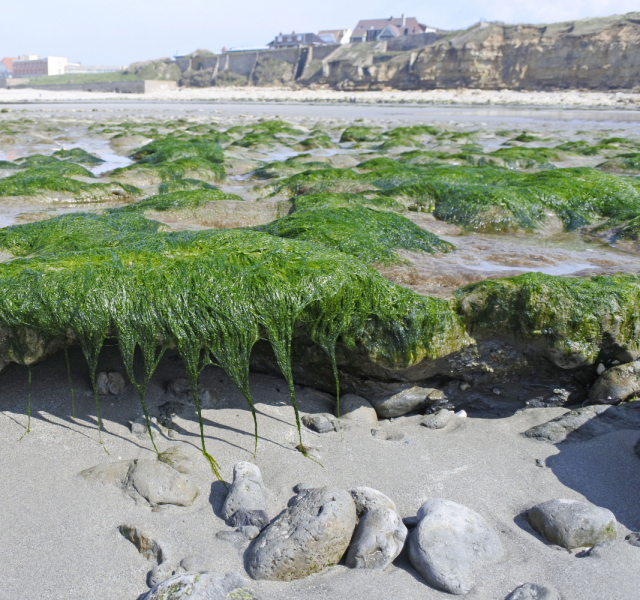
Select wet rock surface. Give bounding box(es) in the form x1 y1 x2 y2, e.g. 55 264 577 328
526 499 617 549
408 498 503 595
246 487 357 581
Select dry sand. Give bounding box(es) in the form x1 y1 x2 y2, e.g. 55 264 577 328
1 86 640 108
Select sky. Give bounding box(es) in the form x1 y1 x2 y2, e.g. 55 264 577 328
0 0 637 67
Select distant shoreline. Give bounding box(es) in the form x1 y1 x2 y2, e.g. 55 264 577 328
1 87 640 110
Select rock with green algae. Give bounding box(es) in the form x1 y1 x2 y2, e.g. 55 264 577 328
114 189 244 214
457 272 640 368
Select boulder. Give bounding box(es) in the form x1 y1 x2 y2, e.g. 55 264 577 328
348 486 396 517
127 459 199 507
408 498 503 595
141 572 259 600
346 507 407 570
221 462 268 525
421 409 454 430
96 371 126 395
505 583 559 600
589 361 640 402
302 413 337 433
337 394 378 425
246 487 357 581
526 499 617 549
370 386 440 418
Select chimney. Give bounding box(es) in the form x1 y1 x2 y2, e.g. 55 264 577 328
402 14 406 28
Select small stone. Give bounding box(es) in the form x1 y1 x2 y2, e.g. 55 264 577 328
597 363 606 375
526 499 617 549
246 487 357 581
301 413 337 433
535 459 545 468
337 394 378 425
130 416 164 440
369 386 436 418
408 498 503 595
492 387 502 395
167 377 214 408
348 486 396 517
148 562 174 587
118 524 171 563
506 583 559 600
293 482 314 494
239 525 260 540
141 572 259 600
215 530 248 547
96 371 126 395
228 508 270 531
127 459 200 507
625 532 640 547
346 507 407 570
179 555 214 573
460 382 470 391
421 409 453 430
455 410 467 418
222 462 268 523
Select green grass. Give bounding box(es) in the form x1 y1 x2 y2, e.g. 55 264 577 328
21 71 134 86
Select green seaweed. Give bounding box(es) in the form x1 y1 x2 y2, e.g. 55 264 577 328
131 137 225 165
598 152 640 173
52 148 105 165
157 178 218 194
113 157 226 183
340 126 382 143
0 213 468 474
292 192 402 212
487 147 558 169
457 272 640 367
295 134 337 150
116 189 244 213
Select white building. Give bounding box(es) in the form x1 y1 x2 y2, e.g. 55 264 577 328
13 56 68 78
318 29 352 45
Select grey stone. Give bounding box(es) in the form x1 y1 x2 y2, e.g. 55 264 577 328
337 394 378 425
228 508 270 530
625 532 640 547
127 459 200 507
505 583 559 600
96 371 126 395
526 499 617 549
141 572 259 600
79 459 134 486
589 361 640 402
408 498 503 595
370 386 440 418
239 526 260 540
293 482 314 494
221 462 268 523
118 524 171 563
246 487 357 581
158 445 194 474
167 377 214 408
302 413 337 433
348 486 396 517
525 403 640 443
421 409 454 430
215 530 248 547
346 507 407 570
130 416 165 440
179 555 215 574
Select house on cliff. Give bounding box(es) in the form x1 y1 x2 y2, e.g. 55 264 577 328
268 32 326 49
350 15 433 42
318 29 352 44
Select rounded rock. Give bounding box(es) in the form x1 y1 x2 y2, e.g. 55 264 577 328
409 498 503 595
337 394 378 425
348 486 396 517
129 460 199 507
141 572 259 600
246 487 357 581
221 462 268 523
346 507 407 570
369 386 436 418
526 499 617 550
421 409 453 430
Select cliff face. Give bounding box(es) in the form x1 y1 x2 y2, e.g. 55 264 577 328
316 12 640 90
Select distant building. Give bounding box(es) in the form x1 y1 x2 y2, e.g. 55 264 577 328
65 63 124 74
267 32 326 49
350 15 432 42
1 57 14 77
13 56 68 78
318 29 352 45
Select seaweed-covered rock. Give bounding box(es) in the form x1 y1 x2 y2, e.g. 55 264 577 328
246 487 356 581
458 273 640 369
526 499 617 549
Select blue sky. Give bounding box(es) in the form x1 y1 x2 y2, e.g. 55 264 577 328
0 0 637 66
